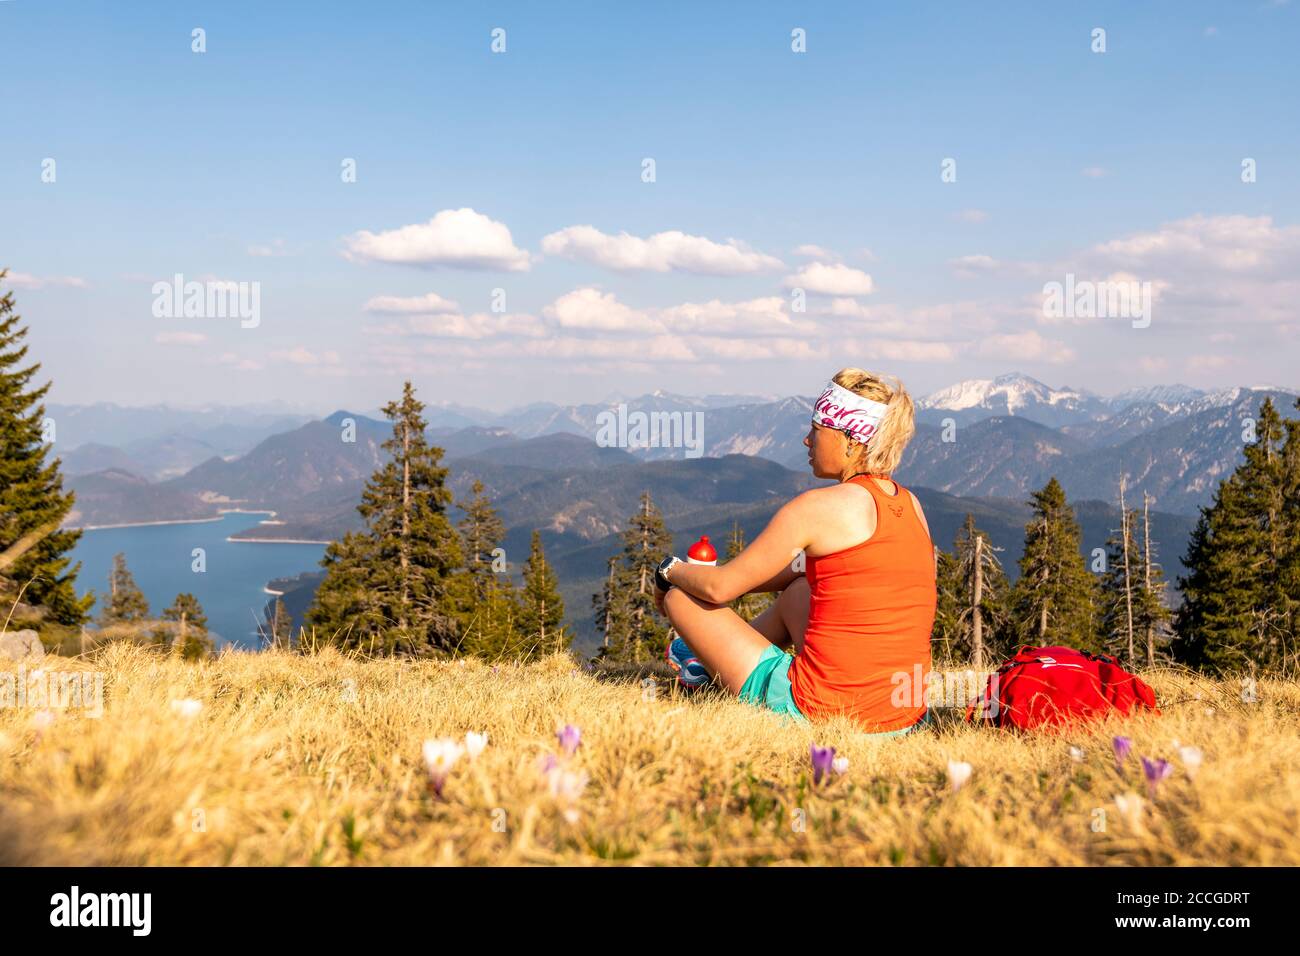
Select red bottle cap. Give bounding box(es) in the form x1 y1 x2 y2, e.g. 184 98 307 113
686 535 717 565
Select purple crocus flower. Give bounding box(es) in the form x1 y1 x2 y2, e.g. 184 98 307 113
1141 756 1174 797
537 753 559 775
810 744 837 785
1112 735 1132 771
558 724 581 756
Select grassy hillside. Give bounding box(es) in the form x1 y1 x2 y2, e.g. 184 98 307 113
2 645 1296 865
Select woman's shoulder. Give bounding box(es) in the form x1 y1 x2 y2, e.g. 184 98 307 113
790 480 877 515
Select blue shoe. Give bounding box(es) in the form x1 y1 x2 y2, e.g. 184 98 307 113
666 633 711 689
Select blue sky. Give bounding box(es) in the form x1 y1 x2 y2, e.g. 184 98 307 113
3 1 1297 411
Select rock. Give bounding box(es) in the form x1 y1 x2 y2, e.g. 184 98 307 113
0 629 46 662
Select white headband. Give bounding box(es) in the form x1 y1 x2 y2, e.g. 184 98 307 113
812 382 889 445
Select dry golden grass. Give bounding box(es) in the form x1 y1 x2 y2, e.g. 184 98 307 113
1 643 1297 866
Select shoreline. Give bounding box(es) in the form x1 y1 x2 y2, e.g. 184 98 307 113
231 537 331 545
74 508 279 533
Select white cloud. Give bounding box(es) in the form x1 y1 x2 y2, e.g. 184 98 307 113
343 208 531 272
218 352 263 372
154 331 208 346
783 262 875 296
658 296 814 336
1089 214 1300 274
1187 354 1235 371
248 239 289 257
5 272 87 290
363 292 460 315
403 312 544 340
693 336 825 361
540 225 783 275
270 347 342 366
792 244 836 260
864 340 958 362
543 287 657 332
521 335 696 363
949 254 1002 278
978 330 1074 364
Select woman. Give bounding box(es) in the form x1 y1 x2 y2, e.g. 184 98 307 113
655 368 936 736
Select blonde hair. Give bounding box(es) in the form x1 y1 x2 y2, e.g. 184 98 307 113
831 367 915 476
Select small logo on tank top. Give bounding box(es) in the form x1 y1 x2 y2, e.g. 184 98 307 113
888 503 904 518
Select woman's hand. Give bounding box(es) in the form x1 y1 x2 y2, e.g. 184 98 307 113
654 586 669 617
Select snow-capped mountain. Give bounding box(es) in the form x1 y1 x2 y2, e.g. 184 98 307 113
1103 384 1205 410
916 373 1108 427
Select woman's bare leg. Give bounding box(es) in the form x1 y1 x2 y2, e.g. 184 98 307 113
663 576 811 695
748 576 811 655
663 589 771 694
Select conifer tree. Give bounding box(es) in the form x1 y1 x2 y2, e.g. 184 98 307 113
1175 398 1289 672
1099 503 1142 666
514 530 568 659
308 382 463 656
0 273 92 625
593 555 628 656
1011 477 1098 651
1135 493 1173 667
932 547 962 660
596 491 673 663
98 552 149 624
160 592 214 660
455 479 515 655
725 522 773 621
458 479 506 603
1278 399 1300 663
268 595 293 649
945 514 1010 669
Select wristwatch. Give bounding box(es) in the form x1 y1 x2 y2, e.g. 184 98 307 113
655 555 682 592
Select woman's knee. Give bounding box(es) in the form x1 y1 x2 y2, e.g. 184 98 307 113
663 586 699 622
664 587 722 625
779 574 810 609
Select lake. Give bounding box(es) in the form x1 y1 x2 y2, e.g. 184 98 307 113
70 512 326 650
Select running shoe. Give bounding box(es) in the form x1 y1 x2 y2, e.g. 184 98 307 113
665 632 711 689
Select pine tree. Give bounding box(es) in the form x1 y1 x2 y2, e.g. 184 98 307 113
1011 477 1098 651
98 553 149 624
514 530 568 659
458 480 505 601
160 592 214 660
933 514 1010 668
267 595 293 649
1136 493 1173 666
1175 398 1289 673
596 491 673 663
308 382 463 656
1278 399 1300 665
932 547 962 660
0 273 92 625
725 522 773 621
593 555 628 657
455 479 515 656
1098 501 1141 667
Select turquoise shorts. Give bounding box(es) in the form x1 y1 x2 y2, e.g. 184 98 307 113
738 644 932 737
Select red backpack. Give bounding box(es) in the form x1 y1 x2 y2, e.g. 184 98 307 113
965 645 1159 731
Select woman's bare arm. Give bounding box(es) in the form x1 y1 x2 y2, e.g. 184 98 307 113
662 493 817 605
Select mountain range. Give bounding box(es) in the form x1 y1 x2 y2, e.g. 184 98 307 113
59 373 1293 653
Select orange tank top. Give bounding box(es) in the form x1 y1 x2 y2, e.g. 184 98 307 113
788 474 936 732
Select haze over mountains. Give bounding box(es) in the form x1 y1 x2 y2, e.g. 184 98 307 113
57 373 1293 652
